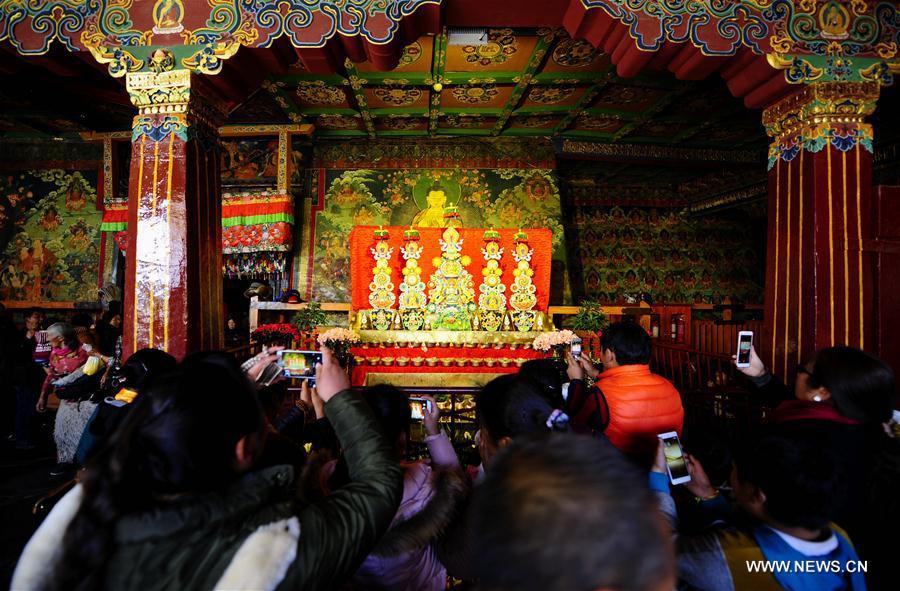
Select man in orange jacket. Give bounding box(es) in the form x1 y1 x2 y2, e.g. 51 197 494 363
565 321 684 468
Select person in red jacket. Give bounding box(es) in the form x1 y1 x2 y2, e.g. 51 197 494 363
565 320 684 468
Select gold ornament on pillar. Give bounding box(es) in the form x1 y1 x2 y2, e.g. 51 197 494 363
399 226 427 331
368 226 397 331
477 228 507 332
509 229 538 332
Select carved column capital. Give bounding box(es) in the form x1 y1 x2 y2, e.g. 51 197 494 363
762 82 880 169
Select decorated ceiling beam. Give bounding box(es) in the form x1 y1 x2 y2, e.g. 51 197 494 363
552 68 614 136
0 0 443 76
568 0 900 87
428 29 447 135
555 139 764 165
261 78 308 124
491 29 557 136
343 58 377 138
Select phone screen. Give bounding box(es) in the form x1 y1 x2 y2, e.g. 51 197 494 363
737 333 753 365
409 397 431 422
660 434 690 483
277 350 322 379
571 337 582 360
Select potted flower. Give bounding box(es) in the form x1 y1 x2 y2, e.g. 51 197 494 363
532 329 576 362
294 302 327 349
251 323 300 347
570 300 608 359
317 327 361 368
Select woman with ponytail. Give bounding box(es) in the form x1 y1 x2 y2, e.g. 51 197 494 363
12 347 403 591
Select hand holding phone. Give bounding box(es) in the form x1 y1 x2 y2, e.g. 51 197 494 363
735 331 753 368
277 350 322 380
409 396 434 422
658 431 691 485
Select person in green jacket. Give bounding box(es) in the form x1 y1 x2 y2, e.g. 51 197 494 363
12 347 403 591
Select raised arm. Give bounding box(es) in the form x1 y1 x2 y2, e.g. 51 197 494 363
291 347 403 591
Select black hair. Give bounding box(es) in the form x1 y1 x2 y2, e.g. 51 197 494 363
364 384 412 445
808 346 895 424
25 307 43 319
47 353 264 591
601 320 651 365
734 432 845 530
518 358 565 409
71 313 93 329
118 348 177 393
477 375 568 442
472 433 671 591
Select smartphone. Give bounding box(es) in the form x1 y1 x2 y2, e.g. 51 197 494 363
658 431 691 485
409 396 434 421
736 331 753 368
570 336 582 360
276 350 322 379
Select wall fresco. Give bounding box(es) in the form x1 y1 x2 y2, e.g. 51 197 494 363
568 205 763 304
301 168 568 303
0 170 102 301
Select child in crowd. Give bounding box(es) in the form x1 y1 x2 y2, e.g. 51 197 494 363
655 432 866 591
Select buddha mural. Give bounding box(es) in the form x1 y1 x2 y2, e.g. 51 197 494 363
411 178 463 228
412 188 450 227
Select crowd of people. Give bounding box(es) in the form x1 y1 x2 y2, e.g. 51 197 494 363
2 313 899 590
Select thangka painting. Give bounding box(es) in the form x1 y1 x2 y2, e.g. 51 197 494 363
302 168 568 303
0 170 102 302
569 206 763 304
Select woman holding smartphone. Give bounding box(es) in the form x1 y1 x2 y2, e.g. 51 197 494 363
734 345 899 589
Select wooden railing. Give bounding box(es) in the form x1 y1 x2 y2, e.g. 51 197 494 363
691 319 764 357
652 340 773 442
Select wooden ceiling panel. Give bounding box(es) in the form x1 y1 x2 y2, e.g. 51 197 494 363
293 81 353 109
590 84 670 113
519 85 587 108
541 38 610 73
444 29 536 73
364 85 430 109
440 84 515 109
357 36 434 73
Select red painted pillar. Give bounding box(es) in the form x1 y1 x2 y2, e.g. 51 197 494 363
122 68 224 359
761 82 880 379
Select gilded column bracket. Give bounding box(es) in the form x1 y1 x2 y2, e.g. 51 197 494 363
762 82 880 169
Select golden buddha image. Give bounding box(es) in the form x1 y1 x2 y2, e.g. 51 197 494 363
411 179 464 228
152 0 185 35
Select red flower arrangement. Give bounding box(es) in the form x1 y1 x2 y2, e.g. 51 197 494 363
251 323 299 346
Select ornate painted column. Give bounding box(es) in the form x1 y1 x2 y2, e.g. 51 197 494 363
123 56 226 359
762 82 880 378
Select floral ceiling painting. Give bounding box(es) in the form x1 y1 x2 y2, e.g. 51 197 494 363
0 170 102 302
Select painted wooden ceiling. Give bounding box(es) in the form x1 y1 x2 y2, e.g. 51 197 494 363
235 28 767 148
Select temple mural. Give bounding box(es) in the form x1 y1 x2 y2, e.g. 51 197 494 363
0 169 102 301
568 205 763 304
301 167 567 303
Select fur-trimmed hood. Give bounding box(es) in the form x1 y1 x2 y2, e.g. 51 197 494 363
351 464 469 591
373 464 469 557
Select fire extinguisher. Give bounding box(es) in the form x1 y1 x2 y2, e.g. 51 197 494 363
675 314 686 343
